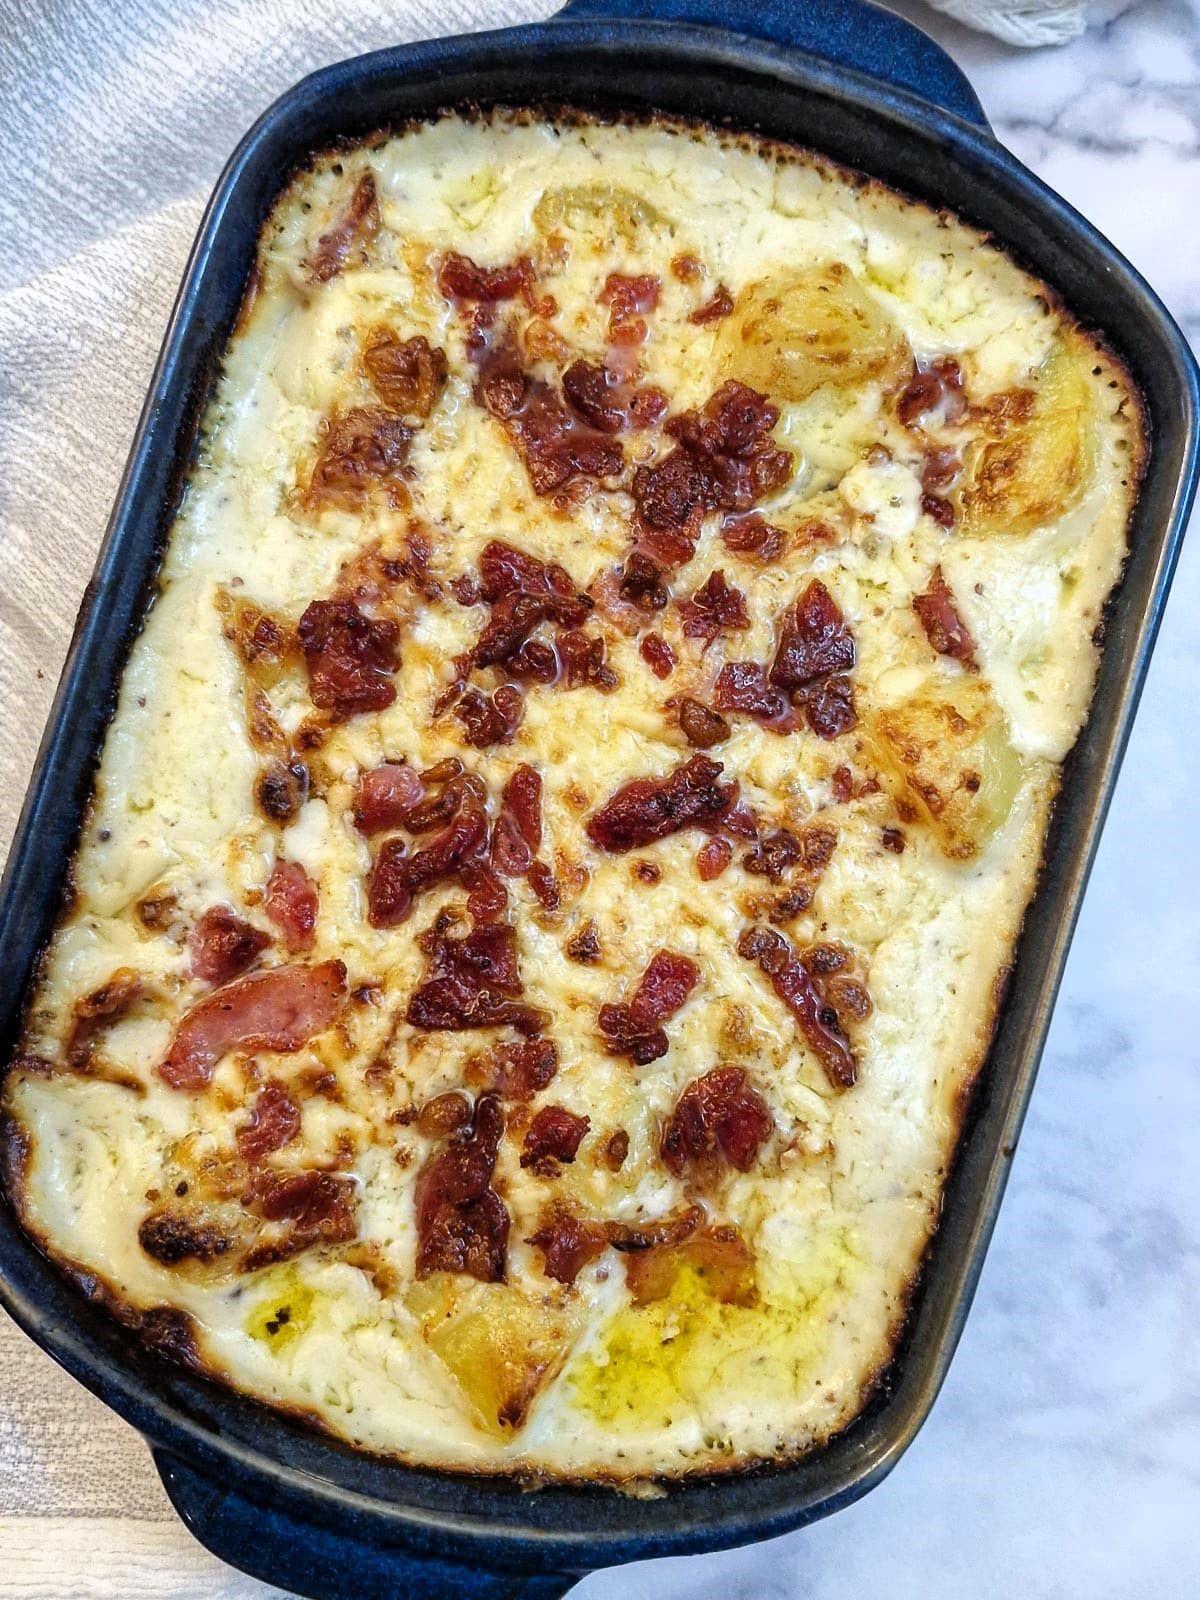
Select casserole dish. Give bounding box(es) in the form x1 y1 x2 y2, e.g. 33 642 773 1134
0 0 1195 1593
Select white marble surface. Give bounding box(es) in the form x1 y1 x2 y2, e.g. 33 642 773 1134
1 1 1198 1595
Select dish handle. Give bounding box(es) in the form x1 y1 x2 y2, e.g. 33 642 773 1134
154 1451 581 1600
553 0 989 129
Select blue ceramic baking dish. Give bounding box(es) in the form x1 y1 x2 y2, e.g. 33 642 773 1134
1 1 1196 1595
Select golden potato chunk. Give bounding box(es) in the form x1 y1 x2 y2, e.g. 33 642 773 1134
719 262 909 403
532 183 670 242
958 345 1097 537
407 1276 579 1434
869 679 1023 859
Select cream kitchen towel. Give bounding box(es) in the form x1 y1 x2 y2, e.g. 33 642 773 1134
924 0 1084 44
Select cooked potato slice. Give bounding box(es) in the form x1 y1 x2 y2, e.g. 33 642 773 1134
408 1275 579 1434
869 679 1024 859
958 345 1097 537
532 183 671 242
719 262 909 402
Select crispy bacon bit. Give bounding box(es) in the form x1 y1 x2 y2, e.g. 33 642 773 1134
743 828 803 884
415 1094 509 1281
677 697 730 750
406 922 545 1035
470 1037 559 1101
556 629 618 691
354 761 424 834
455 685 524 747
671 253 706 283
491 765 542 876
913 565 977 667
770 580 856 690
720 512 785 562
464 864 509 922
236 1079 302 1163
263 861 318 953
307 407 411 509
678 570 749 642
607 1205 706 1253
640 633 675 679
565 920 602 965
521 1105 590 1169
527 859 561 911
603 1129 630 1171
923 492 955 529
688 284 734 325
804 675 857 739
527 1207 609 1285
897 357 965 427
139 1210 234 1266
367 795 489 927
618 552 670 613
713 661 793 727
158 961 347 1091
438 252 533 303
363 330 448 418
599 272 660 342
188 908 270 986
472 540 591 669
882 827 906 854
737 926 862 1089
308 172 379 283
696 836 733 881
662 1066 773 1183
62 970 144 1077
625 1224 757 1306
562 359 668 434
507 639 559 683
245 1170 358 1267
586 754 734 853
599 950 700 1066
298 598 399 722
416 1092 473 1136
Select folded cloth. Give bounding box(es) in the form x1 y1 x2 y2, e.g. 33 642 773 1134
922 0 1086 45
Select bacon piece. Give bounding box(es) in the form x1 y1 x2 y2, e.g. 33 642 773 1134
236 1079 302 1163
521 1105 590 1169
737 927 860 1089
263 861 318 953
677 697 730 750
598 950 700 1066
298 598 399 722
438 252 533 303
469 1038 559 1101
713 661 795 728
625 1223 757 1306
600 272 660 324
158 961 347 1091
406 922 546 1035
306 407 411 509
639 634 675 679
720 512 785 562
562 359 667 434
743 828 804 884
188 908 270 986
363 330 448 418
586 754 734 853
527 1207 609 1285
661 1066 773 1183
696 836 733 881
770 580 856 689
619 552 671 613
631 448 718 551
255 759 308 827
678 570 749 643
455 686 524 747
415 1094 509 1281
565 921 602 965
463 864 509 922
555 629 618 691
527 859 560 912
354 761 424 834
804 675 857 739
913 565 977 667
606 1205 706 1252
471 540 591 669
603 1130 630 1170
416 1092 473 1136
243 1170 358 1268
367 797 489 927
307 172 379 283
897 357 965 427
491 765 542 876
688 284 734 325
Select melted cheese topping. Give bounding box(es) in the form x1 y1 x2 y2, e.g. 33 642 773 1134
2 112 1144 1479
